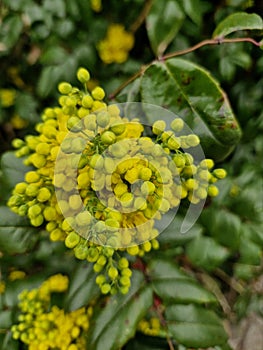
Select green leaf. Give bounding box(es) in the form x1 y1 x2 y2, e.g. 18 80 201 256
0 332 19 350
158 214 203 246
213 12 263 38
125 333 171 350
0 206 38 254
0 310 12 329
186 236 230 270
40 46 68 65
148 259 194 280
201 208 242 250
140 58 242 161
166 304 228 348
177 0 203 26
43 0 66 18
86 271 153 350
152 278 217 304
0 152 31 191
146 0 185 56
15 92 38 123
0 15 23 52
64 262 99 311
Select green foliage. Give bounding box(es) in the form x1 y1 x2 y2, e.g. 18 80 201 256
0 1 262 350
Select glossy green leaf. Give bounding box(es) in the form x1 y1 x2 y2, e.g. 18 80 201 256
148 259 194 281
186 236 230 270
140 58 242 161
64 262 99 311
166 304 228 348
146 0 185 56
0 15 23 52
0 152 31 191
0 206 38 254
213 12 263 38
201 208 242 250
177 0 203 25
157 214 203 246
86 271 153 350
152 278 217 304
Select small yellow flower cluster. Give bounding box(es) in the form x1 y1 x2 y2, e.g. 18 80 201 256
0 88 16 107
0 280 6 294
138 317 162 337
11 274 92 350
97 24 134 64
8 269 26 281
8 68 226 294
90 0 102 12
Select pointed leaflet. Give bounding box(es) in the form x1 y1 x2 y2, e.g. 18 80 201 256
213 12 263 38
166 304 228 348
140 58 242 161
148 259 217 304
0 206 38 254
86 271 153 350
146 0 185 57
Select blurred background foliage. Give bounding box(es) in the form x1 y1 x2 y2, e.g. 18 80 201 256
0 0 262 349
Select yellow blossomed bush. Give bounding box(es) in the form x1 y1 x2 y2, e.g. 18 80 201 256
0 1 263 350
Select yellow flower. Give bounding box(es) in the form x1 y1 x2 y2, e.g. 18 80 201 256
97 24 134 64
90 0 102 12
11 114 28 129
0 281 6 294
0 88 16 107
8 270 26 281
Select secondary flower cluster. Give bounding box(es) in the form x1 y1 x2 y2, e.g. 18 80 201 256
8 68 226 294
11 274 92 350
97 24 134 64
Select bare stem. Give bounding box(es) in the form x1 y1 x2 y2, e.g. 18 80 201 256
129 0 153 33
109 36 261 100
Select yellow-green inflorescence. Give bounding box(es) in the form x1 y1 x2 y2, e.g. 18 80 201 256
8 68 226 295
11 274 92 350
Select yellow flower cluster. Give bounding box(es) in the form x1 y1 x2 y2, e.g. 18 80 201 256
97 24 134 64
90 0 102 12
8 269 26 281
0 281 6 294
11 274 92 350
138 317 162 337
8 67 226 294
0 88 16 107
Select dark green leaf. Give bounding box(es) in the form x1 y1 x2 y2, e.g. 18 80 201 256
158 214 203 246
0 206 38 254
64 262 99 311
1 332 19 350
0 310 12 329
146 0 185 56
86 271 153 350
40 46 68 65
0 15 23 52
213 12 263 38
125 333 171 350
239 235 262 265
140 58 242 161
15 92 38 123
186 236 230 270
148 259 194 280
0 152 32 191
201 208 242 250
178 0 203 25
152 278 217 304
166 304 228 348
43 0 66 18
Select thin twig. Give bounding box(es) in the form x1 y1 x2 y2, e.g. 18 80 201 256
109 36 261 100
129 0 153 33
215 268 245 294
